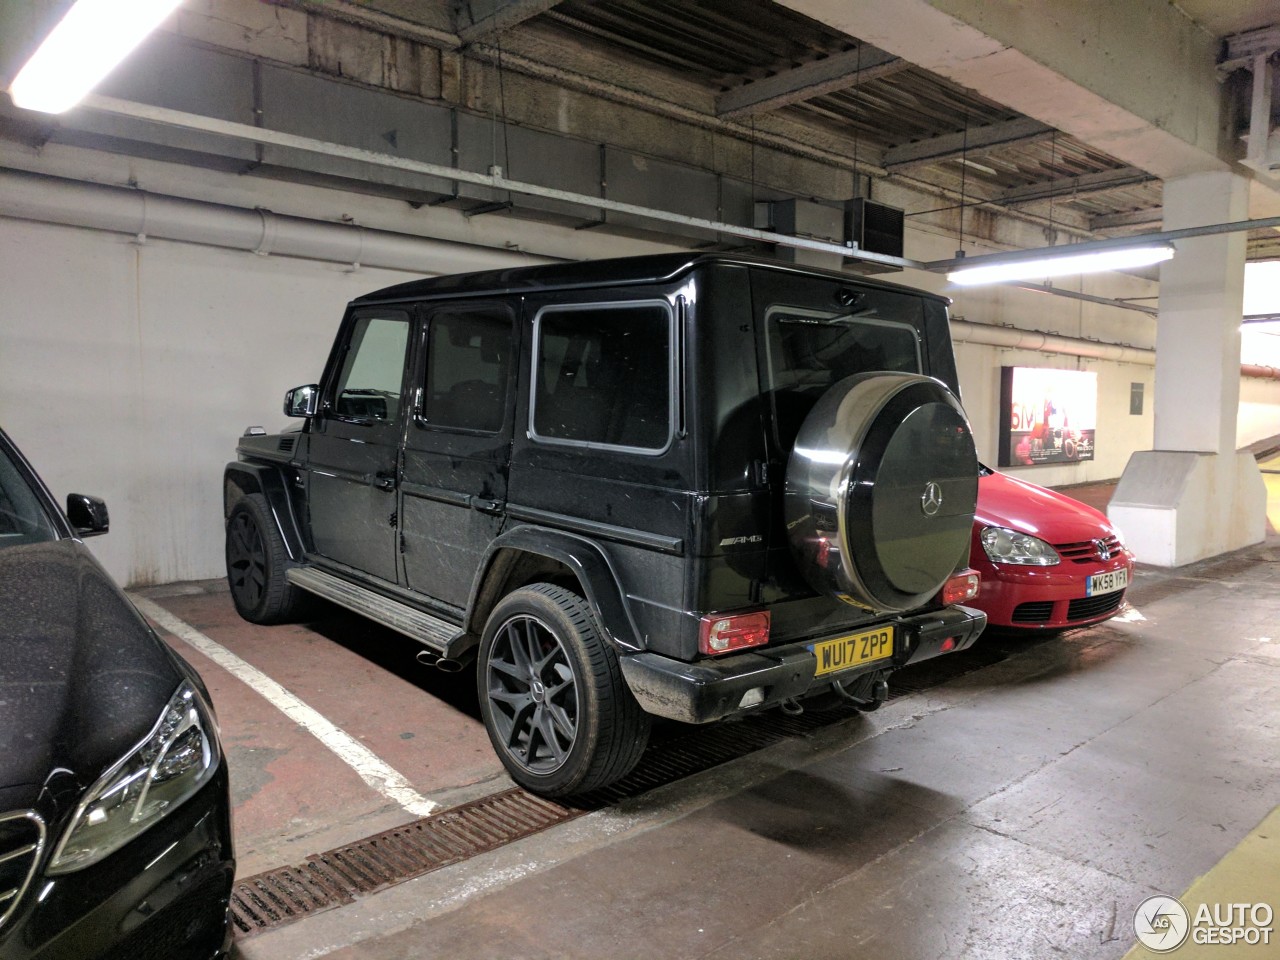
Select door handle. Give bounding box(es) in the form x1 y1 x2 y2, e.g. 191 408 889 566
374 472 397 492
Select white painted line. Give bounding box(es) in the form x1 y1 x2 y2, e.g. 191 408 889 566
129 594 439 819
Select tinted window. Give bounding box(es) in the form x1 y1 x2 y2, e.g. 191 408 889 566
333 314 410 422
422 308 511 433
0 444 58 548
532 303 672 452
764 305 920 396
763 301 921 450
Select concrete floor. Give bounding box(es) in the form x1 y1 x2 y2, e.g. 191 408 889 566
132 469 1280 960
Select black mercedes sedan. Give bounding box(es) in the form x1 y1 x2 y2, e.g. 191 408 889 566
0 428 234 960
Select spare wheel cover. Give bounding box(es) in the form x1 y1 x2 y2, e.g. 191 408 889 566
784 372 978 613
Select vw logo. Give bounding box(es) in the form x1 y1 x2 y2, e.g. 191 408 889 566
920 481 944 517
1093 539 1111 561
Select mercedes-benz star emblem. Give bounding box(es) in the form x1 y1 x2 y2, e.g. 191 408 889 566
921 481 943 517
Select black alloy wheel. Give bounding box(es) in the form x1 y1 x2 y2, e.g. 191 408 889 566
225 493 306 624
478 584 650 797
485 613 580 774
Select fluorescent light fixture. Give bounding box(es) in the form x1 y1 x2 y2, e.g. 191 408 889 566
948 243 1175 286
8 0 185 114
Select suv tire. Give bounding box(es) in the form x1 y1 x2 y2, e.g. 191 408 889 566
225 493 307 624
478 583 650 797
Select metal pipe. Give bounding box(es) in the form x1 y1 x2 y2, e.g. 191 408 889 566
951 320 1156 365
1010 281 1159 316
1242 363 1280 380
76 94 923 271
0 168 543 274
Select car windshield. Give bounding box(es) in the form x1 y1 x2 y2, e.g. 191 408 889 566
0 441 59 548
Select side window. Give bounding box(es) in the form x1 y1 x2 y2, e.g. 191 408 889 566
0 448 58 546
532 302 672 452
333 314 410 423
421 308 512 433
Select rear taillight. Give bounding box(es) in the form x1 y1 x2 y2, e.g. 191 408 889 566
939 570 980 605
699 611 770 655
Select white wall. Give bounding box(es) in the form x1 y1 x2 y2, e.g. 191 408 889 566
0 218 441 584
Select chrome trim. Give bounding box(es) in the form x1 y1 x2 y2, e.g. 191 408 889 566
0 810 46 931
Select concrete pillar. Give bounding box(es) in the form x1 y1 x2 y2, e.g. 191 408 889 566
1109 171 1268 566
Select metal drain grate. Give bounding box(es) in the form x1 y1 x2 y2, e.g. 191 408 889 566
230 789 581 938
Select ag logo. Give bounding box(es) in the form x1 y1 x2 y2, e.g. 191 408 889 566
920 481 944 517
1134 895 1190 952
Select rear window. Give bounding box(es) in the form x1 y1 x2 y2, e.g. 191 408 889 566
531 301 673 453
762 296 923 450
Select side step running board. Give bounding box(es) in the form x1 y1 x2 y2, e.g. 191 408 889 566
287 567 464 655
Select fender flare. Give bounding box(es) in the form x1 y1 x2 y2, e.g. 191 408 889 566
466 525 644 653
223 461 306 561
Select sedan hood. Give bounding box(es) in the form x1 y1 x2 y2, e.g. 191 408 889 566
977 470 1119 544
0 540 181 797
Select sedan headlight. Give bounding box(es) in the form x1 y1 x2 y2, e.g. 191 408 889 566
980 526 1060 566
47 682 219 874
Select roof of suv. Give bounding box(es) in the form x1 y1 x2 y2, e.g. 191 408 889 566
353 252 952 305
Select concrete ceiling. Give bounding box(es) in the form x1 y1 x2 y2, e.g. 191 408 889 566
1177 0 1280 39
310 0 1280 245
10 0 1280 259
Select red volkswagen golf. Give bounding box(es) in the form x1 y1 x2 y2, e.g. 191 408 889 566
969 466 1135 630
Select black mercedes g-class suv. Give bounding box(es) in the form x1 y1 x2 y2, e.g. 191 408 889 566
224 253 986 797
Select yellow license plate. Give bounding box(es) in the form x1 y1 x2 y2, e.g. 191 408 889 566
810 626 895 677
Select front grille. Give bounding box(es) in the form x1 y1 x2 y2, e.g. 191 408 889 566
0 811 45 930
1067 590 1125 622
1011 600 1055 624
1056 535 1121 563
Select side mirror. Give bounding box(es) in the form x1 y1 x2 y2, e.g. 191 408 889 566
284 384 320 418
66 494 109 537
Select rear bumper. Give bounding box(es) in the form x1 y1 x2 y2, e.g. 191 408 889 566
620 605 987 724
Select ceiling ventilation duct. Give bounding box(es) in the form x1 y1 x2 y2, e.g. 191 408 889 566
756 197 905 273
755 198 847 270
845 198 905 273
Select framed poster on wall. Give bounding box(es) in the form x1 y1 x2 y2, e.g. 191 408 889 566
998 367 1097 467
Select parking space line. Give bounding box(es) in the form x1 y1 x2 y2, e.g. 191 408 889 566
129 594 439 819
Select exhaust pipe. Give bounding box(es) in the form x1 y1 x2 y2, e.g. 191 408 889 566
415 650 466 672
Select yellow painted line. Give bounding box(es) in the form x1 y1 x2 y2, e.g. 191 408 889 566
1261 453 1280 535
1124 805 1280 958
